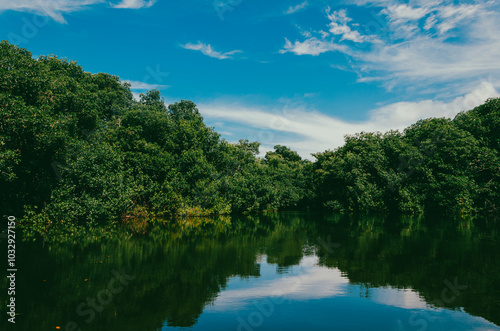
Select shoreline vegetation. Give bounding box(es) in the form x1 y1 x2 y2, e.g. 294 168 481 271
1 41 499 242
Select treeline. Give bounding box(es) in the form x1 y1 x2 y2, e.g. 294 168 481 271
313 103 500 215
0 41 499 234
0 41 309 233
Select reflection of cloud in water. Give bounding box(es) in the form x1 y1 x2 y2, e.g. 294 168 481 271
208 255 349 311
371 287 428 310
201 254 500 330
208 254 437 313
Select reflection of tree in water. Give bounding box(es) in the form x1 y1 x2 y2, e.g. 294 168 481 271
2 213 499 330
315 214 500 327
0 214 308 330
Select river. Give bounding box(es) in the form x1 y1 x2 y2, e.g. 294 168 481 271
2 212 499 330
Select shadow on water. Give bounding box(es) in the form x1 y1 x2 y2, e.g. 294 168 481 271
1 212 499 330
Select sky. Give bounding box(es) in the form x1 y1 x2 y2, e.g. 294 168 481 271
1 0 500 159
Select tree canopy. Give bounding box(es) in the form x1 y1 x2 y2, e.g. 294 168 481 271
0 41 498 240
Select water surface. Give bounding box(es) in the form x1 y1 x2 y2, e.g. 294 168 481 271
2 213 499 330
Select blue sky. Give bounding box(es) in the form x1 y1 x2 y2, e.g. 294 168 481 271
1 0 499 158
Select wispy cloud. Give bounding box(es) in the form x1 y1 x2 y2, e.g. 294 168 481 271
354 3 500 91
0 0 156 23
200 82 498 159
123 80 168 90
380 2 482 39
0 0 103 23
280 1 500 96
111 0 156 9
280 37 348 56
285 1 309 15
326 7 369 43
280 8 370 56
181 42 242 59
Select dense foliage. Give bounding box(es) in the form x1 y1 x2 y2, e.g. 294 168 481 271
312 104 500 215
0 41 310 237
0 41 498 238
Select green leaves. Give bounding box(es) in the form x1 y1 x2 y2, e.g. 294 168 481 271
312 109 500 216
2 40 499 237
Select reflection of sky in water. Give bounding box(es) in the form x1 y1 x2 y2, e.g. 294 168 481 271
207 255 349 309
163 254 500 331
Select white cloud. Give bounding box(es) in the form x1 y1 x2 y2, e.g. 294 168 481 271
366 2 500 90
123 80 168 90
380 2 481 38
368 82 499 127
355 23 500 90
327 8 368 43
280 8 373 56
0 0 156 23
181 42 242 60
0 0 103 23
281 8 375 56
280 37 348 56
381 4 429 38
434 3 481 34
200 83 498 159
281 1 500 96
111 0 156 9
424 14 437 30
385 4 429 21
131 92 141 101
285 1 309 15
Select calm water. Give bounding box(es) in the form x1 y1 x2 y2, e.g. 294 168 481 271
1 213 499 330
